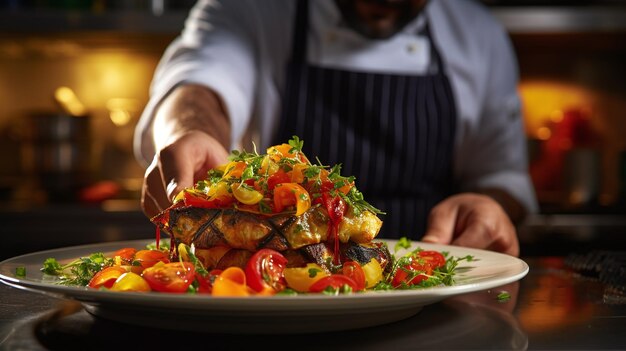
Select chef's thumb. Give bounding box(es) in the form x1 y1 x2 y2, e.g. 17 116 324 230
421 207 456 245
160 151 195 202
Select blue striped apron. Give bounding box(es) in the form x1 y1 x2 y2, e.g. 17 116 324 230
274 0 457 239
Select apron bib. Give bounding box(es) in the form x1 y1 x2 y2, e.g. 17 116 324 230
274 0 457 239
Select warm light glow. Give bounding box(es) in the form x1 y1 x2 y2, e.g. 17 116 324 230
106 98 139 127
109 109 132 126
549 109 564 123
519 81 594 137
54 86 87 116
536 126 552 140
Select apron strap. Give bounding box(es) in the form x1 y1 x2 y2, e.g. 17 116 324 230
291 0 309 63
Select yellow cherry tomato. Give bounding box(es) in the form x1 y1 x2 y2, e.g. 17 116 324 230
361 258 383 289
283 263 329 292
207 181 230 200
259 155 280 175
231 183 263 205
110 272 151 292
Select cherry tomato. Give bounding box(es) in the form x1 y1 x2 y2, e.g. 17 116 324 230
110 272 151 292
418 250 446 269
283 263 329 292
244 249 288 294
112 247 137 265
231 182 263 205
133 249 170 273
142 262 196 293
342 261 366 291
308 274 359 293
222 161 247 179
195 269 223 294
322 192 346 223
267 169 291 191
183 190 233 209
391 251 446 288
273 183 311 215
267 143 302 162
361 258 384 288
290 163 308 183
88 266 127 289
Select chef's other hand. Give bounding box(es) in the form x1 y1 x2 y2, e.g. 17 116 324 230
421 193 519 257
141 131 229 219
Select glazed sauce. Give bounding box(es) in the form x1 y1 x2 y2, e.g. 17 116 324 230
324 194 346 265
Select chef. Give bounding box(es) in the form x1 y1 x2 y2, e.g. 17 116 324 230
134 0 538 256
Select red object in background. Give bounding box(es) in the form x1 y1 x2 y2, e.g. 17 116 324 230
530 108 597 194
78 180 120 203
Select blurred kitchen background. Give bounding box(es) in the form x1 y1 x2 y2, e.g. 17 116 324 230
0 0 625 259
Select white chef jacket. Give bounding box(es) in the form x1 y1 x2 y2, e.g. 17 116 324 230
134 0 539 214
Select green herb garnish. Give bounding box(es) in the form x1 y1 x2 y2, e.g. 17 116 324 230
496 291 511 302
41 253 113 286
15 266 26 278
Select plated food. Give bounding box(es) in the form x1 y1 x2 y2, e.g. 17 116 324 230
38 137 474 296
152 136 387 273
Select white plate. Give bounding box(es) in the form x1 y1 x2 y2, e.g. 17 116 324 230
0 239 528 334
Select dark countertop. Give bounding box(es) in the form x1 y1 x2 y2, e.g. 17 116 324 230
1 257 624 350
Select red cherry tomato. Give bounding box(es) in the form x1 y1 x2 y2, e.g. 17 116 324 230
244 249 287 294
341 261 366 291
133 250 170 272
112 247 137 265
308 274 359 293
418 250 446 269
88 266 127 289
195 269 223 294
392 251 447 288
142 262 196 293
267 169 291 191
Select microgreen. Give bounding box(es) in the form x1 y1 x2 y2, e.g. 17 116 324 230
41 253 113 286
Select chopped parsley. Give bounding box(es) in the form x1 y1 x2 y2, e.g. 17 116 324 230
15 266 26 278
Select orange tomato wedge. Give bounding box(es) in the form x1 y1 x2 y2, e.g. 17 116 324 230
273 183 311 216
222 161 247 179
212 267 250 297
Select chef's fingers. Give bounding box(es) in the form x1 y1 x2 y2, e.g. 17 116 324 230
159 131 230 202
421 202 459 245
158 143 195 203
142 156 171 217
451 207 519 257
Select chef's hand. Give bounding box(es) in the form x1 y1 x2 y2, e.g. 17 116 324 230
141 131 229 219
421 193 520 256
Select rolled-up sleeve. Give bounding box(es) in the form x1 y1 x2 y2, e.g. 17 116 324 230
134 0 257 166
456 20 538 214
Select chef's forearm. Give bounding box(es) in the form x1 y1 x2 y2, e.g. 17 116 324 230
152 83 231 151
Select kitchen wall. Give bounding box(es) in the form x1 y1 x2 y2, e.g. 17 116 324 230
0 1 625 214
